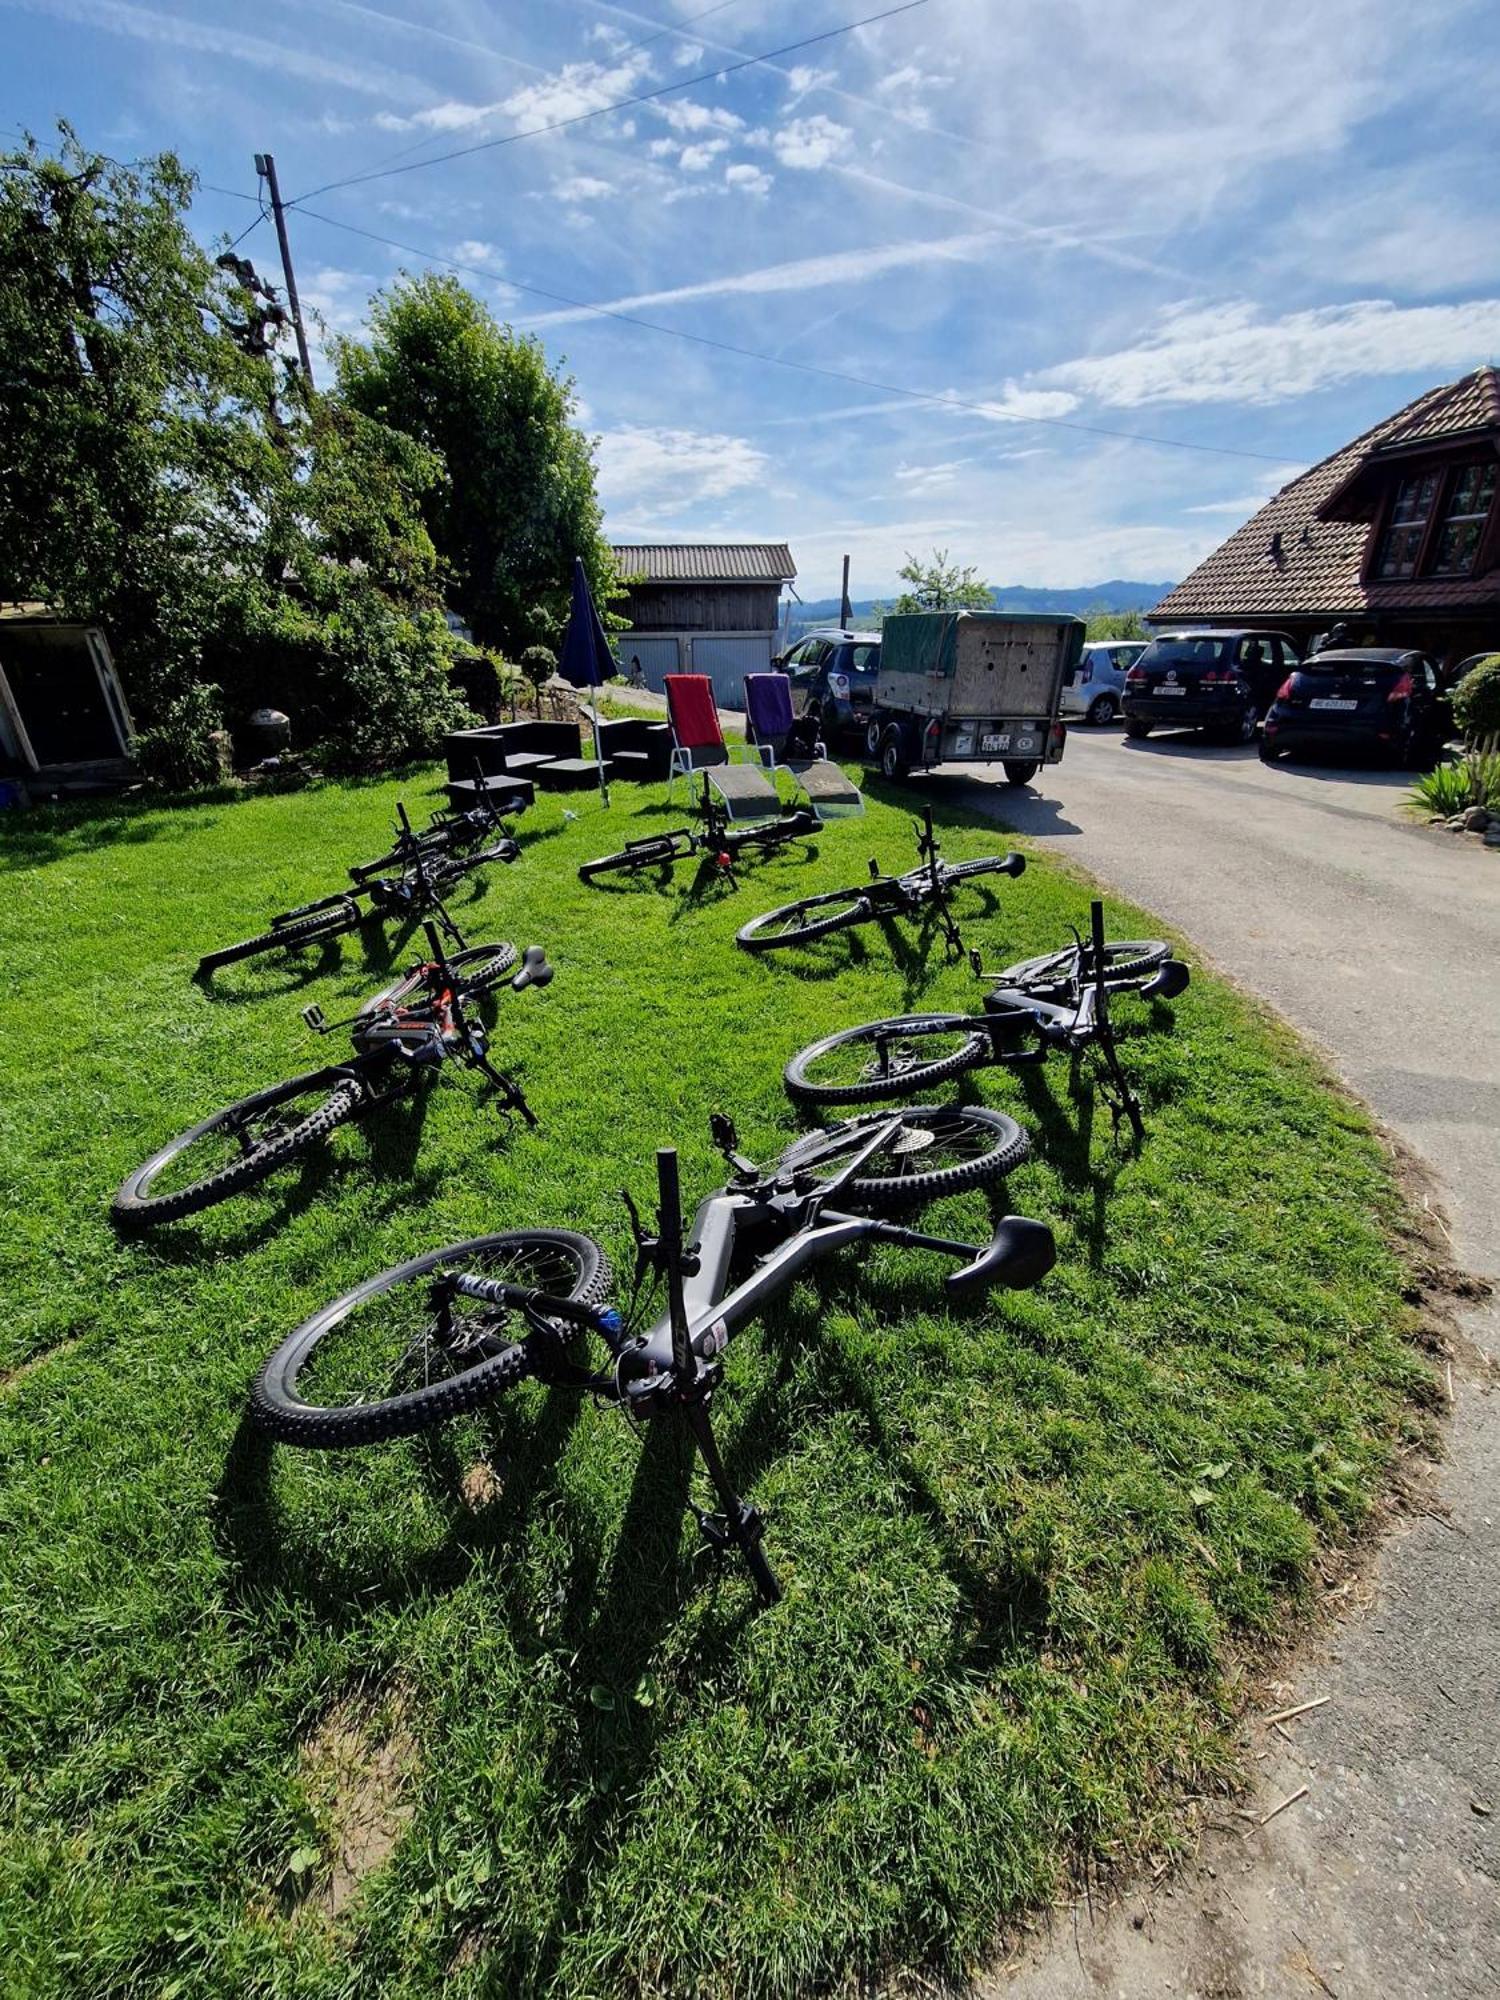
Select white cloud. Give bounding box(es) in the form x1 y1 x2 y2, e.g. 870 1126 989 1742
1037 298 1500 410
518 230 1000 329
652 97 744 135
452 240 500 266
647 137 677 158
503 51 654 132
679 139 728 171
553 175 615 203
784 64 834 104
674 41 704 67
726 163 773 197
772 115 851 170
594 424 771 516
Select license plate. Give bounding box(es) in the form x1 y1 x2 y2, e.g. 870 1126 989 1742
980 733 1010 752
1154 684 1186 696
1309 697 1357 711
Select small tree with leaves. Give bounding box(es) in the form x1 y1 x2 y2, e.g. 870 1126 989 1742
891 549 994 614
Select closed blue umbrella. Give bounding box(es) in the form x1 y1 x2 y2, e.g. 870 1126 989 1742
559 555 615 808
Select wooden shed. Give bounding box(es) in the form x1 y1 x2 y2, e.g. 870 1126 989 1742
610 543 796 708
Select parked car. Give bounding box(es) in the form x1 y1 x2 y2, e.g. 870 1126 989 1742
1060 639 1147 725
1259 648 1450 766
1122 629 1300 744
778 629 882 745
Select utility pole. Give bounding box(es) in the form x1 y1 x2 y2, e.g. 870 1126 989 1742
839 553 852 629
254 152 314 389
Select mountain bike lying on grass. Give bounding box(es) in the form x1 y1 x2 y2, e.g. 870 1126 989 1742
249 1104 1055 1605
735 806 1024 958
578 773 820 887
783 902 1189 1143
116 924 551 1230
196 795 520 978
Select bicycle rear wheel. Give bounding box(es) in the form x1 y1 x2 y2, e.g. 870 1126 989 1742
112 1068 367 1229
997 938 1170 993
784 1015 989 1105
196 901 360 976
578 835 684 882
736 887 872 952
250 1230 611 1447
777 1103 1029 1210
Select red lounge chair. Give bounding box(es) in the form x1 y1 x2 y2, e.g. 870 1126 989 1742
663 674 781 821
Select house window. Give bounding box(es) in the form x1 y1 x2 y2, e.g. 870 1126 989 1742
1430 461 1497 577
1374 471 1440 579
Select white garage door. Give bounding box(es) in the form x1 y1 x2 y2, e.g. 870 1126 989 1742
689 635 772 711
616 635 682 692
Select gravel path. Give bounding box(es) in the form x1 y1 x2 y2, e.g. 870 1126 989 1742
922 729 1500 2000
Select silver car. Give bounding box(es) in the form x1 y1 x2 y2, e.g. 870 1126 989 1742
1060 639 1147 725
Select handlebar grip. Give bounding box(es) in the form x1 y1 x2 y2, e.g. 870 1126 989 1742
1001 852 1025 877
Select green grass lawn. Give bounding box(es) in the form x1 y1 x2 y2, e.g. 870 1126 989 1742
0 769 1432 1999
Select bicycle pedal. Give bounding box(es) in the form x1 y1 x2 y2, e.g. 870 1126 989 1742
301 1004 328 1034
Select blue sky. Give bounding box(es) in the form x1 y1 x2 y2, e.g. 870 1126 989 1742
6 0 1500 596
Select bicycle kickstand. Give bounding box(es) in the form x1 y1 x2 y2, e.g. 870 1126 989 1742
680 1394 782 1607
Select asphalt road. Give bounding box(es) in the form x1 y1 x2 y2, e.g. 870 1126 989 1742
915 726 1500 2000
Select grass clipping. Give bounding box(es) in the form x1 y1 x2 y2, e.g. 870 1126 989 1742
0 772 1441 1999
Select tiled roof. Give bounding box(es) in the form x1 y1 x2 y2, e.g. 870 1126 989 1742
611 543 796 584
1150 367 1500 624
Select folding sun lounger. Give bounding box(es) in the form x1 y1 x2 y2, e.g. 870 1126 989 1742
744 673 865 819
663 673 782 821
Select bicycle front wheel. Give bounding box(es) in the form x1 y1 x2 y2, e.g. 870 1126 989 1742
777 1103 1029 1211
196 901 360 976
735 887 872 952
251 1230 611 1447
112 1069 366 1229
444 941 519 996
578 835 683 882
998 938 1170 993
784 1015 989 1105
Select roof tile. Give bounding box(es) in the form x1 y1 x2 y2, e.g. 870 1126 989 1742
1150 367 1500 624
611 543 796 584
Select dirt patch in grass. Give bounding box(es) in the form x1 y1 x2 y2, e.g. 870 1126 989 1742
294 1684 418 1921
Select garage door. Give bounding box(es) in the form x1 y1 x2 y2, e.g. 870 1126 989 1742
616 635 682 692
689 635 772 711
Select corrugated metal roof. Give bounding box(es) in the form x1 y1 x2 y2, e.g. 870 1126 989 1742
611 543 796 583
1149 368 1500 625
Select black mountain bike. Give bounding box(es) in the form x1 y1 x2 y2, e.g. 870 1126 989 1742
735 807 1023 958
116 924 551 1230
784 902 1189 1142
578 774 820 887
196 796 519 978
249 1105 1055 1604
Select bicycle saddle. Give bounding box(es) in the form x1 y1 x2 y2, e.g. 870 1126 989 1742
944 1217 1057 1295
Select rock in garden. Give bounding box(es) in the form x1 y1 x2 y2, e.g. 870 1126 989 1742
1459 805 1492 831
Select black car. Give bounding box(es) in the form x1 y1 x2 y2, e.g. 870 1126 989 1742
778 630 882 745
1259 649 1449 766
1122 629 1300 744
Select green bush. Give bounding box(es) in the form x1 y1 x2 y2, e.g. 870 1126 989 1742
309 604 475 773
130 681 228 791
1410 750 1500 817
1452 654 1500 742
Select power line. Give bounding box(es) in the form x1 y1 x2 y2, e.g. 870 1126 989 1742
344 0 749 190
289 201 1291 464
289 0 932 203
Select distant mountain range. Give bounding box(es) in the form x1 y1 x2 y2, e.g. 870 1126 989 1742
790 580 1175 632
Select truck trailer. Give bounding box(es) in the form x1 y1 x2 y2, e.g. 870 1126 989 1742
863 609 1083 785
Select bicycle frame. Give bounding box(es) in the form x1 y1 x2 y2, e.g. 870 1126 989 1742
439 1115 1055 1603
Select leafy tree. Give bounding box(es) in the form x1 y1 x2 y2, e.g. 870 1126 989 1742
332 274 617 653
891 549 994 614
0 127 472 784
1084 609 1147 641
